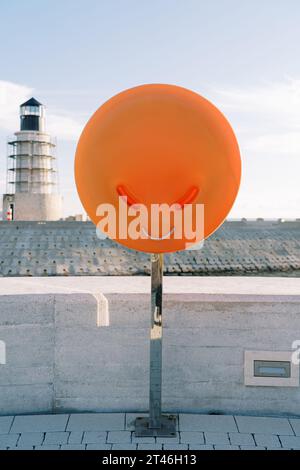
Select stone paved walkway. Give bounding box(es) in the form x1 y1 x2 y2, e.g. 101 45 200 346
1 413 300 450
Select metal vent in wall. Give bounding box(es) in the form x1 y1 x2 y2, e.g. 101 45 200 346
244 351 299 387
254 360 291 378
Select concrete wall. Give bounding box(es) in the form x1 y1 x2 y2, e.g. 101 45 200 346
13 193 62 221
0 277 299 417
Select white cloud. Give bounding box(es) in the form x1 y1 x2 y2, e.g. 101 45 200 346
208 78 300 218
211 78 300 156
47 113 83 141
0 80 83 141
244 131 300 155
0 81 33 132
215 79 300 121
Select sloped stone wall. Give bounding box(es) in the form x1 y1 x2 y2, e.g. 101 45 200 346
0 220 299 277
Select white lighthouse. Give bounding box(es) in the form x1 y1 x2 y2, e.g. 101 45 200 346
2 98 62 221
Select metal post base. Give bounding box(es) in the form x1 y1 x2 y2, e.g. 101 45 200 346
134 415 177 438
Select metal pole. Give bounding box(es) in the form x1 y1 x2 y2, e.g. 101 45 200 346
134 253 176 437
149 253 163 428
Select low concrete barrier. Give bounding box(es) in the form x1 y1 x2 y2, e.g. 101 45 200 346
0 277 299 416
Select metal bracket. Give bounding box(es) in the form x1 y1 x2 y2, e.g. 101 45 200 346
135 415 177 438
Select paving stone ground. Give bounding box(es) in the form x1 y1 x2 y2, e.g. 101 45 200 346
0 413 300 450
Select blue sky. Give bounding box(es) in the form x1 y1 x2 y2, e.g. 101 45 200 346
0 0 299 218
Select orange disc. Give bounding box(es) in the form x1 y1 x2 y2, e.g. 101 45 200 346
75 84 241 253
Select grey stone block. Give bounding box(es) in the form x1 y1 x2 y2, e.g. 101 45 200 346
107 431 131 443
111 444 137 450
189 444 213 450
0 416 14 434
179 414 237 432
61 444 86 450
11 414 69 433
205 432 230 445
0 434 19 448
82 431 107 444
67 414 125 432
180 432 205 444
137 444 163 450
68 431 83 444
156 435 180 444
86 444 111 450
214 445 239 450
163 444 188 450
235 416 293 435
132 435 156 445
279 435 300 449
44 432 69 445
240 446 266 450
18 432 44 446
15 445 35 450
35 445 60 450
229 433 255 446
254 434 281 448
289 419 300 436
266 447 286 450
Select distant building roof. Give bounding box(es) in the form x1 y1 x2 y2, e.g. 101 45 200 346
20 97 42 107
0 220 299 277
